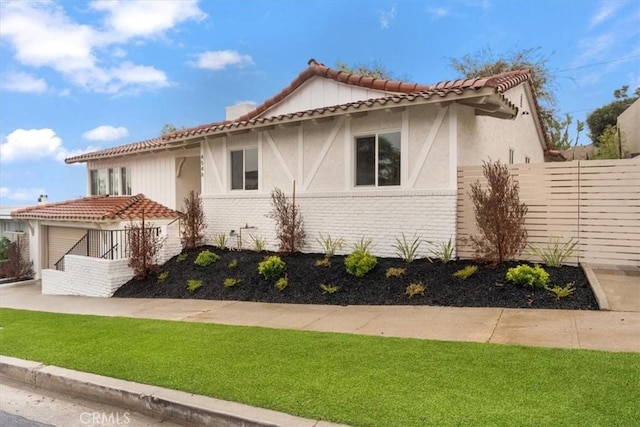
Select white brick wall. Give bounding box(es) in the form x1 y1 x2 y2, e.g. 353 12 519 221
202 190 457 258
158 222 182 263
42 255 133 297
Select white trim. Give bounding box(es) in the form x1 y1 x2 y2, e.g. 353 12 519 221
448 104 458 190
303 116 344 191
297 124 304 184
221 137 227 193
265 131 295 182
408 107 447 188
257 135 263 192
343 117 351 191
203 137 223 191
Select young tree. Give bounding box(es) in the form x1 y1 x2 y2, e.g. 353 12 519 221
469 161 528 264
128 214 164 280
548 113 584 151
181 190 206 250
595 125 626 159
268 183 306 255
586 85 639 145
2 236 34 279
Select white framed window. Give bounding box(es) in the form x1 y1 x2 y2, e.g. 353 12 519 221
509 148 515 164
355 131 401 187
90 167 131 195
230 147 258 190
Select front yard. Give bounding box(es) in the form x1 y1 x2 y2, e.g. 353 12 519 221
1 308 638 426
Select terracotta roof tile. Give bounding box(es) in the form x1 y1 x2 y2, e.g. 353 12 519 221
11 194 180 222
66 59 540 163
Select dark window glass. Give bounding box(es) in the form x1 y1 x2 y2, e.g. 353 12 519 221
244 148 258 190
356 137 376 186
90 170 98 195
108 168 119 195
378 132 401 186
231 150 244 190
121 168 131 195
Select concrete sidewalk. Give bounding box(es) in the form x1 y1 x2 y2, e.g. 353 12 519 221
1 281 639 353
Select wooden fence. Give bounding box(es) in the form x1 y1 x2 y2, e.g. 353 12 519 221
457 159 640 267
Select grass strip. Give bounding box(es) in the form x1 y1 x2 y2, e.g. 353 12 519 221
1 308 638 426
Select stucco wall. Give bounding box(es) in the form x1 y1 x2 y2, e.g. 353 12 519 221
617 98 640 155
41 255 132 297
202 190 457 258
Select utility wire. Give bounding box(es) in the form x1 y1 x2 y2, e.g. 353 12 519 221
553 54 640 72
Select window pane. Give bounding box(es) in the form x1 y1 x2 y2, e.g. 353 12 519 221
109 168 119 195
356 137 376 186
121 168 131 195
378 132 401 186
97 169 107 195
244 148 258 190
231 150 244 190
90 170 98 195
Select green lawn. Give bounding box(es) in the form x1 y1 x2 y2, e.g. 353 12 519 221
1 308 638 426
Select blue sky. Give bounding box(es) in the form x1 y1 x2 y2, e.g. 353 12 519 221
1 0 638 206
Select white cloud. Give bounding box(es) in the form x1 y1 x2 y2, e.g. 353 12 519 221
193 50 254 71
427 7 449 18
0 71 47 93
379 5 397 29
589 1 622 29
0 128 98 164
0 1 204 95
90 0 206 41
82 125 128 141
0 186 47 202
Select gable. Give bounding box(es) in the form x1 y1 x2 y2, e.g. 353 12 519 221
258 76 395 118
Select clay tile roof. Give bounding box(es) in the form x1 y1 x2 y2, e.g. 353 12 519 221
11 194 181 222
65 137 168 164
66 60 539 163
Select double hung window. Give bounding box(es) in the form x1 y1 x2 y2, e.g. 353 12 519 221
355 131 401 187
230 148 258 190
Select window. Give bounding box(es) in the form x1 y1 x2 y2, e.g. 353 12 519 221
525 156 531 164
509 149 515 165
355 132 401 187
89 167 131 195
230 148 258 190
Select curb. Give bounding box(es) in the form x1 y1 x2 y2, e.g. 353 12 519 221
0 355 347 427
0 278 39 289
581 262 610 311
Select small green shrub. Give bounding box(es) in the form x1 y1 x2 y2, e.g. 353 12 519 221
430 238 455 263
316 233 344 258
228 259 238 269
187 279 203 292
157 271 169 283
352 237 373 253
194 249 220 267
385 267 406 278
345 250 377 277
393 233 421 263
546 282 575 300
528 237 578 267
223 278 242 288
453 265 478 280
250 235 267 252
506 264 550 288
275 275 289 291
315 257 331 268
405 282 425 298
319 284 340 294
176 253 188 263
258 256 286 280
213 232 228 249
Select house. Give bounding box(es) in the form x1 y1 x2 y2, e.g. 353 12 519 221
11 194 180 295
65 60 553 256
617 97 640 158
0 205 26 242
18 59 554 294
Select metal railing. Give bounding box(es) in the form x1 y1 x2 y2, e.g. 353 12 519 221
54 228 160 271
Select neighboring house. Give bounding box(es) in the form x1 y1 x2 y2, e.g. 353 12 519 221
562 143 596 161
617 97 640 158
0 205 26 242
11 194 180 287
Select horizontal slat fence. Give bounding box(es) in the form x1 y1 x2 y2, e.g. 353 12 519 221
457 159 640 267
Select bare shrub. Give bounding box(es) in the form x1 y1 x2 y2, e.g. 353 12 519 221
2 236 33 279
469 161 528 264
181 190 206 250
267 183 306 255
128 217 164 280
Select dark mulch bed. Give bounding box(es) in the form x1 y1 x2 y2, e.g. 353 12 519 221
113 246 599 310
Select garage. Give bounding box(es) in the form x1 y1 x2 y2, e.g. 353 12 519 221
47 226 87 269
